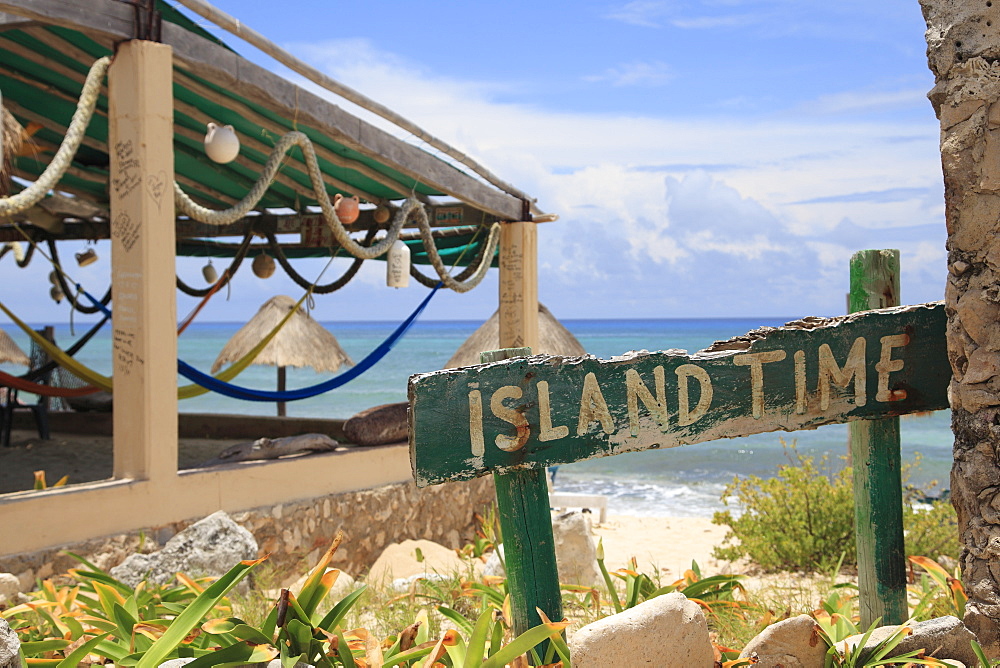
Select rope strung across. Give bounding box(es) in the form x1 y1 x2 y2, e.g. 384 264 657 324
176 230 255 298
174 140 499 293
178 283 440 402
0 55 501 295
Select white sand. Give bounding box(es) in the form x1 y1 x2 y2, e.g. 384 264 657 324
591 514 739 579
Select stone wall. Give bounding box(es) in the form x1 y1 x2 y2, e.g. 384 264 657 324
0 476 495 589
921 0 1000 651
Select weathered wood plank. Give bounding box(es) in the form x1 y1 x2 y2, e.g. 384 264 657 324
408 302 949 487
482 349 562 646
849 249 907 628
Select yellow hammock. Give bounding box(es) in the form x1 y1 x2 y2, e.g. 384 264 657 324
0 292 308 400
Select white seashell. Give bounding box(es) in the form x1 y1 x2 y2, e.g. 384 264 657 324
204 122 240 164
202 260 218 284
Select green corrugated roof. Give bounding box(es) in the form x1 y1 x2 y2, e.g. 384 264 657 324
4 2 449 214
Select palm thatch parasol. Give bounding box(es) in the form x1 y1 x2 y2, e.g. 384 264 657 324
445 303 586 368
0 328 29 367
1 105 24 196
211 295 354 416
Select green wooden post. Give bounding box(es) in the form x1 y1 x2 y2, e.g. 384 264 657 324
481 347 563 649
849 249 907 628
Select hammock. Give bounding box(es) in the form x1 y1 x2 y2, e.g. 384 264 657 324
0 290 308 400
177 284 440 402
0 313 111 397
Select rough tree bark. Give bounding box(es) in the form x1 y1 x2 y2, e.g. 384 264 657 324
921 0 1000 650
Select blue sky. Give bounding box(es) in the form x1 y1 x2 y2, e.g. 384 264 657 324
8 0 945 324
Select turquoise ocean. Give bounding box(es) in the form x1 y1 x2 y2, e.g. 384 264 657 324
3 316 953 518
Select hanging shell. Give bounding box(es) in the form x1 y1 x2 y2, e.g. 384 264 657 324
202 260 219 284
252 253 276 279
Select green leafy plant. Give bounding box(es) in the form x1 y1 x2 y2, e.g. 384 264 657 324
712 441 960 573
712 441 856 572
815 615 950 667
7 531 567 668
908 555 967 620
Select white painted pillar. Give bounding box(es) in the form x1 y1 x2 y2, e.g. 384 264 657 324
107 40 178 481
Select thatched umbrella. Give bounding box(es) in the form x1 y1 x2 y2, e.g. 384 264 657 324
446 303 586 368
0 329 29 367
211 295 354 416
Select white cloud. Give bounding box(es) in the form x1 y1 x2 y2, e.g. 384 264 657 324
276 37 945 317
605 1 674 28
584 61 673 87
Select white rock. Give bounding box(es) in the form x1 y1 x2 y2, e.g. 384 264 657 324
482 545 505 578
569 591 714 667
0 573 22 606
481 513 599 586
739 614 827 667
157 659 195 668
552 511 598 586
110 511 257 587
0 618 19 668
366 539 469 585
841 616 978 667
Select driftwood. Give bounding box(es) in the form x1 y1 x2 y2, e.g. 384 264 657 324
201 433 339 467
342 402 408 446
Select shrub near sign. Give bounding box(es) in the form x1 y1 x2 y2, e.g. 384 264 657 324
408 302 949 487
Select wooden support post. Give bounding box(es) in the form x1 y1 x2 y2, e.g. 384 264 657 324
493 219 561 649
499 221 538 352
483 346 562 649
108 40 178 481
848 249 907 628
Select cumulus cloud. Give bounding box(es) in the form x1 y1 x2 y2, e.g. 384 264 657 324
584 61 674 87
272 36 945 318
605 1 675 28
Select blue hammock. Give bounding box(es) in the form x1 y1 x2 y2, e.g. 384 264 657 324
177 284 440 402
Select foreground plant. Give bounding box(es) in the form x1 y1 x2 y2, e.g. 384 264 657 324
6 531 569 667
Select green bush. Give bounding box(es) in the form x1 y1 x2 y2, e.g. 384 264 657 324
712 441 959 572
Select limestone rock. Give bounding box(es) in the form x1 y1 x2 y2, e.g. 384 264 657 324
482 544 504 579
552 511 598 586
0 573 21 606
739 614 826 668
366 539 469 585
0 618 18 668
110 511 258 587
157 659 195 668
569 591 714 667
481 513 598 586
842 616 978 667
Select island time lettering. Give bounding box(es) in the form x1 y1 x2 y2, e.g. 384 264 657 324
466 332 911 455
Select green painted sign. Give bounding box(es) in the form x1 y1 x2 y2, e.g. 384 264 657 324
408 302 949 487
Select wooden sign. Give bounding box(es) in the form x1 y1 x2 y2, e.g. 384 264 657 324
408 302 949 487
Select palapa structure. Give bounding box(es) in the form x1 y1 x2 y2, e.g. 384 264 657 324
446 303 586 368
211 295 354 416
0 0 550 559
0 328 28 366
